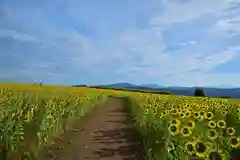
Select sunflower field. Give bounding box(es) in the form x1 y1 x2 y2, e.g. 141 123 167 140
0 83 107 160
1 83 240 160
128 93 240 160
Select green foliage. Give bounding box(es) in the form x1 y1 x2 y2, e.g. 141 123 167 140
125 93 240 160
2 83 240 160
90 86 172 95
194 88 205 97
0 85 105 159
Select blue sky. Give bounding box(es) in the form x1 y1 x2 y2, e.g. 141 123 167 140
1 0 240 87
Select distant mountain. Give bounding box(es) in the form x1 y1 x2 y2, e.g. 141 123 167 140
213 84 237 89
200 88 240 98
99 83 240 98
157 87 240 98
141 84 163 89
105 82 136 88
165 86 190 90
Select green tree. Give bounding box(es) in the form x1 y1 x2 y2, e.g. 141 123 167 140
194 88 205 97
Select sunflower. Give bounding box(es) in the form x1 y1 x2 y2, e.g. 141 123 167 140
179 112 185 118
181 126 193 137
205 112 214 120
159 112 164 119
170 119 180 125
226 127 236 136
167 141 175 152
207 150 227 160
165 110 170 115
195 140 208 158
217 120 226 129
144 108 149 114
185 141 196 155
185 111 191 117
168 107 173 112
222 106 227 109
162 111 166 116
198 115 205 121
199 111 205 117
221 111 227 116
186 120 195 129
236 109 240 114
230 136 239 148
193 112 200 119
152 110 157 116
208 121 216 129
168 124 180 136
207 129 218 140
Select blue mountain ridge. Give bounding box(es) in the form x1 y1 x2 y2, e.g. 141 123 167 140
102 83 240 98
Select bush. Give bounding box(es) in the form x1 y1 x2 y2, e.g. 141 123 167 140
194 88 205 97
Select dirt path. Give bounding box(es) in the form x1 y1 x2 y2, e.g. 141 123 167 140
41 97 144 160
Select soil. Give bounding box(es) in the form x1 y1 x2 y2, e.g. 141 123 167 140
40 97 144 160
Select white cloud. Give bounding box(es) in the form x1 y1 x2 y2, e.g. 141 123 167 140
150 0 239 26
163 72 240 87
113 32 240 77
67 23 240 81
68 27 167 73
213 16 240 37
188 41 197 44
1 0 240 86
119 28 166 54
179 40 197 46
0 28 43 43
34 62 59 68
54 29 90 51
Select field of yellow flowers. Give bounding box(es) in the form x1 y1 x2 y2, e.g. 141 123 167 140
128 93 240 160
1 83 240 160
0 83 110 159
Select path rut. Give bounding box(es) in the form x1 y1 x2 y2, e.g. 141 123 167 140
41 97 143 160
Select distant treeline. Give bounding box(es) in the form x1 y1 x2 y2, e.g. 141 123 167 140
214 96 232 99
72 85 232 98
88 86 172 95
72 85 88 87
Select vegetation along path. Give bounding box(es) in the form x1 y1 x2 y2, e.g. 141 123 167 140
41 97 144 160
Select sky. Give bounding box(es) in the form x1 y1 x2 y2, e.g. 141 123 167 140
1 0 240 87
